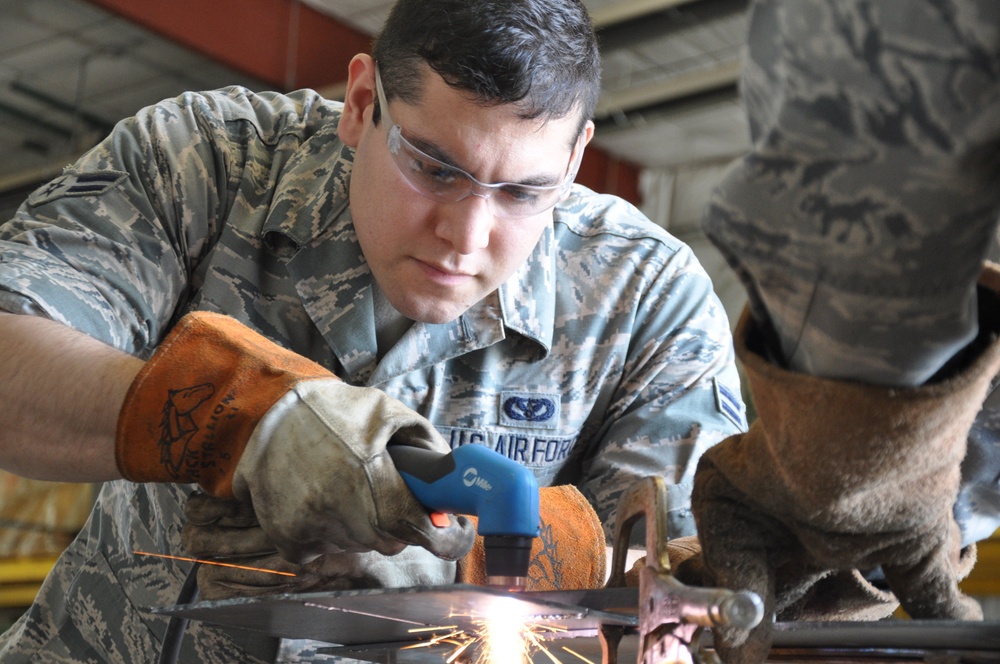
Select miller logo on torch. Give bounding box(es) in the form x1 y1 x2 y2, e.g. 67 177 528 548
388 444 541 590
462 467 493 491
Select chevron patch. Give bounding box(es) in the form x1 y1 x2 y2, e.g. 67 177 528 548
28 170 128 206
714 377 746 429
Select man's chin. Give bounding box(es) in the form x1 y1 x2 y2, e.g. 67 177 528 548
395 297 475 325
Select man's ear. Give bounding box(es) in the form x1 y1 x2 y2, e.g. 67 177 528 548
581 119 595 148
337 54 377 148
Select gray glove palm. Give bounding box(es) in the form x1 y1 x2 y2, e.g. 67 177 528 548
233 378 475 564
183 492 459 600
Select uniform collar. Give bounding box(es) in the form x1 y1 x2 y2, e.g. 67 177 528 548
260 121 352 247
497 222 556 353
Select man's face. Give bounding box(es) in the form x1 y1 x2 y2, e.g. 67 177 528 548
338 55 593 324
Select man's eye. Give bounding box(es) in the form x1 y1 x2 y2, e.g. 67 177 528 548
409 157 461 185
499 185 540 203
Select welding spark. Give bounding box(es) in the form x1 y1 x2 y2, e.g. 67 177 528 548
559 646 596 663
474 611 538 662
132 550 298 577
405 616 582 663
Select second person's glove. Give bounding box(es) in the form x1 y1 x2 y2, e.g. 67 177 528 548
692 265 1000 662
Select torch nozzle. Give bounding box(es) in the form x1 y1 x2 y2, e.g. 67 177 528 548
483 535 534 592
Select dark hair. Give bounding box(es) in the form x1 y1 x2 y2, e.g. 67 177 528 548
372 0 601 133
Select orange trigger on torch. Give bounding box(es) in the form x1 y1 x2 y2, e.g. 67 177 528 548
430 512 450 528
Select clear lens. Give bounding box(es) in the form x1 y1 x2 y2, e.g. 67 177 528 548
388 125 572 217
376 65 579 219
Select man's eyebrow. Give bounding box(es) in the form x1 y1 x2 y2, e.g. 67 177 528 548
406 132 564 188
406 133 465 170
515 173 562 188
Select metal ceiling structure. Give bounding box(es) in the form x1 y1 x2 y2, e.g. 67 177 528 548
0 0 751 211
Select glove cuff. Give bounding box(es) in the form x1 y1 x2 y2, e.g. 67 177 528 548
728 262 1000 523
115 311 333 496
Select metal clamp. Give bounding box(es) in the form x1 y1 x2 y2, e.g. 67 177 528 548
600 477 763 664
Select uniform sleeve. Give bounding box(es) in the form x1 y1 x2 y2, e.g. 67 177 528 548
0 89 247 354
577 245 746 541
701 0 1000 385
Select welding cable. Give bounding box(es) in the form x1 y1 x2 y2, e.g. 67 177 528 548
157 560 201 664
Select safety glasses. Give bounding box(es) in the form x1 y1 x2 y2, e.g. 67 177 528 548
374 64 583 219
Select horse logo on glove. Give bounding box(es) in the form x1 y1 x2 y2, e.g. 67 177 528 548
158 383 215 478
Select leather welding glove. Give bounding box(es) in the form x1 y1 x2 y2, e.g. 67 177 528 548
457 484 607 591
691 263 1000 663
624 536 707 588
116 311 475 564
182 492 458 600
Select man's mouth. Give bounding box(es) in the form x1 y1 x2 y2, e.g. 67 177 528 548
417 259 475 282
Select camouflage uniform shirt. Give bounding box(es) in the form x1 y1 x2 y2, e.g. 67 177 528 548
0 87 744 662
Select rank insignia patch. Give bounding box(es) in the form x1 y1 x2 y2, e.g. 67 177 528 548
714 377 746 429
28 170 128 206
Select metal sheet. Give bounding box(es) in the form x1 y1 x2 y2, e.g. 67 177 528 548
316 621 1000 663
318 634 636 663
317 620 1000 663
769 619 1000 650
153 587 1000 662
150 584 637 647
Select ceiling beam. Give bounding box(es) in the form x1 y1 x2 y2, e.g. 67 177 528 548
590 0 704 28
0 102 74 140
592 0 747 124
10 81 114 134
596 0 748 49
595 58 741 119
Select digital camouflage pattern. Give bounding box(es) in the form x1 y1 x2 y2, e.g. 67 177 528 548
705 0 1000 387
704 0 1000 548
0 87 743 662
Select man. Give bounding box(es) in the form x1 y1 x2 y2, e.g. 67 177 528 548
694 1 1000 661
0 0 744 661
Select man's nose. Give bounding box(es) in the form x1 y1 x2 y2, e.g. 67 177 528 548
434 195 494 254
